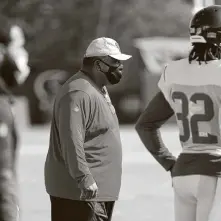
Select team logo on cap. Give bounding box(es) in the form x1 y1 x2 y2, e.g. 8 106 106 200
115 42 120 50
105 38 121 51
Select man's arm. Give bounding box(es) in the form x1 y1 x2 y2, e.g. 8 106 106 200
135 91 176 171
58 91 95 189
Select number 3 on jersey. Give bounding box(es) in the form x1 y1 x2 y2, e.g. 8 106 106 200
172 91 218 144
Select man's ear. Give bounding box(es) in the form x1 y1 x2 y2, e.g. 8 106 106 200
94 60 102 72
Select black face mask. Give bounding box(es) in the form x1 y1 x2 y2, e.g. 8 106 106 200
98 59 122 85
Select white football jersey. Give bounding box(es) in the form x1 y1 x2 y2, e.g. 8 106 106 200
158 58 221 153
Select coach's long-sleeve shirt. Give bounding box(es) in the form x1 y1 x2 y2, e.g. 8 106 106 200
44 71 122 201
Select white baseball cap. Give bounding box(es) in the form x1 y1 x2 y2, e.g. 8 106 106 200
84 37 132 61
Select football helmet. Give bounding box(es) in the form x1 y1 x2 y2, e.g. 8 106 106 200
190 5 221 45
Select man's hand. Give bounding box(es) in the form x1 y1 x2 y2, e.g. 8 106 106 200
80 182 98 200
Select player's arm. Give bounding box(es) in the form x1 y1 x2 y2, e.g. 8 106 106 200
0 119 18 221
135 91 176 171
58 91 95 189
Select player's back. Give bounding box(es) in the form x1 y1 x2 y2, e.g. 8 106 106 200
162 58 221 154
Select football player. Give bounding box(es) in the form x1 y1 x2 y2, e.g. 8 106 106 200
135 5 221 221
0 24 29 221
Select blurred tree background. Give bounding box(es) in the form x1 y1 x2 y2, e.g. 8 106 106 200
0 0 194 124
0 0 192 71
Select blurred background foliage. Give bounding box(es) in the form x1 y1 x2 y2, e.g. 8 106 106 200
0 0 192 71
0 0 194 124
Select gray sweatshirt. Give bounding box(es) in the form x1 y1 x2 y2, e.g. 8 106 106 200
44 71 122 201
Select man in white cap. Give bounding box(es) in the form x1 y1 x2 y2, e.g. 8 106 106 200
44 37 131 221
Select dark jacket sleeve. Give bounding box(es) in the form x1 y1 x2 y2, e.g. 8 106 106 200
0 107 18 221
135 91 176 171
58 91 95 189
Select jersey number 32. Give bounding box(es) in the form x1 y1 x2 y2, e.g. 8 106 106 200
172 91 218 144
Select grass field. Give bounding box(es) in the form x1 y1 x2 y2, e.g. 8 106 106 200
17 124 182 221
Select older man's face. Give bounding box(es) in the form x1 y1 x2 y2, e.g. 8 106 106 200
94 56 124 85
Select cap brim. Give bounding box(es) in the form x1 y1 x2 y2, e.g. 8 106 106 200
109 53 132 61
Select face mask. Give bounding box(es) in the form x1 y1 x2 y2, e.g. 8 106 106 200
98 59 122 85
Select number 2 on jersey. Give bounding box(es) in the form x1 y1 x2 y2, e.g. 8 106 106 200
172 91 218 144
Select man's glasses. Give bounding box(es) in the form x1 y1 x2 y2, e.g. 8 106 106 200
97 58 121 68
